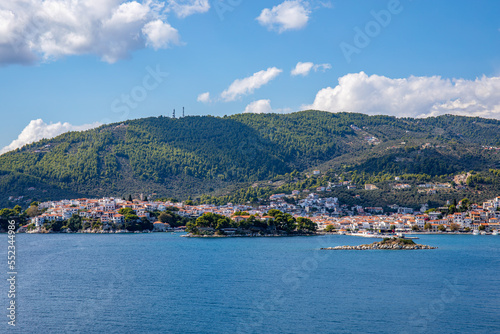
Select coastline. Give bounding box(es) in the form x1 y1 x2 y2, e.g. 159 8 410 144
182 233 318 238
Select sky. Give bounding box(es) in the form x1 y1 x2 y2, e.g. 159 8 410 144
0 0 499 153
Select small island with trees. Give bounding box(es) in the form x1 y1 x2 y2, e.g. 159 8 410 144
321 237 437 250
185 209 318 237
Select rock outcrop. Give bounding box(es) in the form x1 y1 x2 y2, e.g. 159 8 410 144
321 237 437 250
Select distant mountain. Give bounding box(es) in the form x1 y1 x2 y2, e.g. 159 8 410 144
1 110 500 207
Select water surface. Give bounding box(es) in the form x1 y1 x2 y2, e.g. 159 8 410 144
1 234 499 333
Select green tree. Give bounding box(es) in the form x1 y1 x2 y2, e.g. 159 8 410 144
26 206 41 217
13 205 22 215
233 211 250 216
325 225 336 232
267 209 283 218
185 221 198 234
139 217 153 231
424 222 432 231
438 224 446 232
67 214 82 231
296 217 317 232
194 213 232 231
460 198 470 209
158 212 173 224
0 208 15 218
125 214 139 223
92 221 103 230
118 207 135 215
273 212 296 233
82 220 91 230
46 220 64 232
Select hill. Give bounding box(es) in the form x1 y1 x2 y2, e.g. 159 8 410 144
1 110 500 208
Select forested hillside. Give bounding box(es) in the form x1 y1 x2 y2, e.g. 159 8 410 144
1 110 500 208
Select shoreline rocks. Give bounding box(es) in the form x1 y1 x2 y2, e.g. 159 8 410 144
321 237 437 250
321 244 436 250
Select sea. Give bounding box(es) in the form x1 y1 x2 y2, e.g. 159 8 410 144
0 233 499 334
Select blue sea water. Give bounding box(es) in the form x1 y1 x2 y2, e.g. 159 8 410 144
0 234 499 334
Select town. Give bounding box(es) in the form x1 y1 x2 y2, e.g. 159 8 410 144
17 192 500 236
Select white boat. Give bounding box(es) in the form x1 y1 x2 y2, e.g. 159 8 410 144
350 232 383 238
492 230 498 236
472 230 479 235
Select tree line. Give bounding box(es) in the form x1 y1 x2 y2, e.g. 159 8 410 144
186 210 317 236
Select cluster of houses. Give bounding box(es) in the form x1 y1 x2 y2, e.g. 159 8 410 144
22 193 500 234
311 196 500 233
26 197 262 232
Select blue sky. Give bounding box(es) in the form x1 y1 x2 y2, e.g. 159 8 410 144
1 0 499 153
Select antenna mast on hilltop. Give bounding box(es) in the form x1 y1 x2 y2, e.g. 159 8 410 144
173 109 175 118
183 107 185 118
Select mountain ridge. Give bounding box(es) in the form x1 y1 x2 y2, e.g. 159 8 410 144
1 110 500 208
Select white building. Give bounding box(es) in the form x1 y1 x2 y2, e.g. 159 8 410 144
153 222 169 232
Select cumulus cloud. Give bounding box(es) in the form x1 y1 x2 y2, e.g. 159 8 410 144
197 92 211 103
0 0 201 65
1 119 101 155
257 0 311 33
221 67 283 102
166 0 210 18
142 19 180 50
244 99 273 114
243 99 292 114
291 61 331 76
306 72 500 119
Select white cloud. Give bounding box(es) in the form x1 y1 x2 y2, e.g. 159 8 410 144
292 62 314 76
221 67 283 102
197 92 211 103
306 72 500 119
291 61 331 76
244 100 273 114
1 119 101 155
257 0 311 33
243 99 292 114
166 0 210 18
317 1 333 9
0 0 193 65
142 20 180 50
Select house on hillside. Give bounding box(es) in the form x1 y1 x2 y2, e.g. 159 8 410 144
153 222 170 232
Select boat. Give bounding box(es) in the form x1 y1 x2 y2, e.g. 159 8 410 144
472 230 479 235
492 230 498 236
350 232 384 238
396 232 419 240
